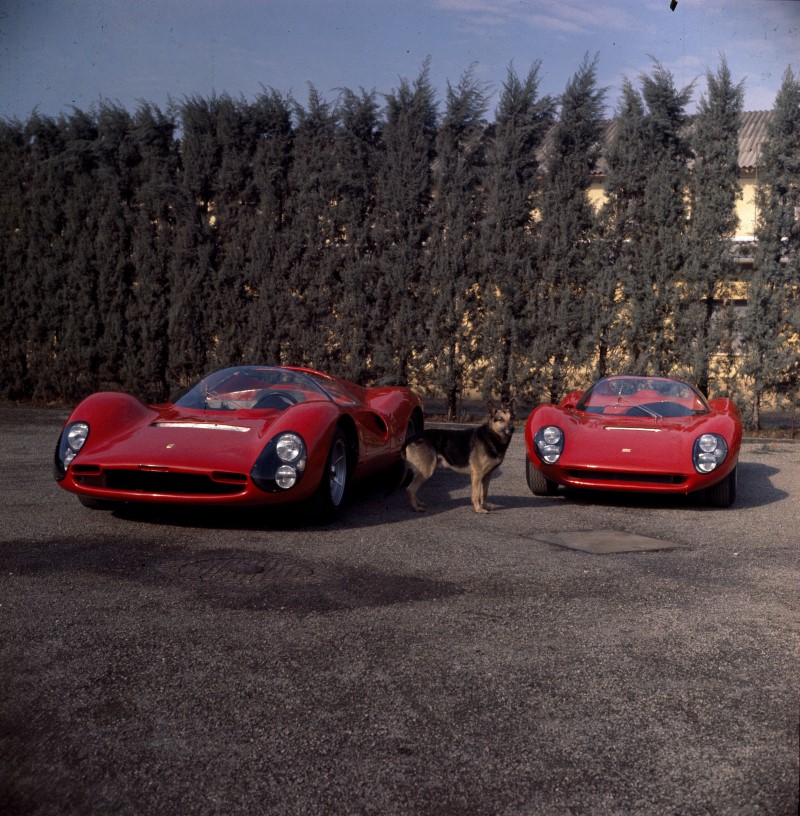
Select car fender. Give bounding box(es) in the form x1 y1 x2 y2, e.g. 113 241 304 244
525 404 571 460
365 387 424 446
262 401 345 484
61 392 158 445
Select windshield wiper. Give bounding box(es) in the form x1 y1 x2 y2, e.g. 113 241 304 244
616 395 662 419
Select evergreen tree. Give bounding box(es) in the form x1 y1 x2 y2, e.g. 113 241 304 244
209 95 275 368
480 63 554 402
584 202 621 379
422 68 488 418
283 85 341 369
123 102 180 400
328 88 381 381
526 54 605 402
17 113 69 399
91 104 137 392
682 59 744 396
740 67 800 428
0 119 29 397
246 90 294 365
371 61 437 385
607 64 693 375
48 109 104 399
168 95 222 385
595 79 649 377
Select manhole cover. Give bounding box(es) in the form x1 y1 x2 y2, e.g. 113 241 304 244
531 529 687 554
158 554 316 584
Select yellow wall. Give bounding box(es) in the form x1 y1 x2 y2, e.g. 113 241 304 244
586 176 759 241
587 181 606 212
735 172 759 240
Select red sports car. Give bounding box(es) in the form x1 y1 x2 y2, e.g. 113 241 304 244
54 366 423 519
525 375 742 507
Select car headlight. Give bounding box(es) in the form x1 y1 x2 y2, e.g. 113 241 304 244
276 433 305 464
693 433 728 473
54 421 90 478
534 425 564 464
251 432 307 492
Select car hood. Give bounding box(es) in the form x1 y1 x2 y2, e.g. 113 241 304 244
82 408 283 472
561 413 705 471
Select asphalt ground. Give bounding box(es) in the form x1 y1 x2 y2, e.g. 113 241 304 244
1 404 798 815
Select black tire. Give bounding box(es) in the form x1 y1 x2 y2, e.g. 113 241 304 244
526 457 559 497
310 428 350 521
707 465 737 508
404 414 421 445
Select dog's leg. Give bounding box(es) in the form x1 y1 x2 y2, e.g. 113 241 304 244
404 441 436 512
480 470 495 511
471 468 489 513
406 466 429 512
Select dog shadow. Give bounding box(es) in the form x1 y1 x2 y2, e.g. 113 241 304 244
364 466 529 518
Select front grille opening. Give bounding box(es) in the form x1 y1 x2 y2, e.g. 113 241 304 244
211 471 248 484
72 464 102 476
99 469 247 496
566 469 687 486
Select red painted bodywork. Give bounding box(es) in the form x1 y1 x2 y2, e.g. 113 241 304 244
55 366 423 508
525 377 742 497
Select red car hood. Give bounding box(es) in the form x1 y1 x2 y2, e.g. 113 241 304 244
562 413 704 472
83 408 281 473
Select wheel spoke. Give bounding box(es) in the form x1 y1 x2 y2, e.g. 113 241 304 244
329 440 347 505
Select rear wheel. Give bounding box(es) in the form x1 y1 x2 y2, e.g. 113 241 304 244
404 412 421 445
707 465 737 508
526 457 559 496
310 428 349 521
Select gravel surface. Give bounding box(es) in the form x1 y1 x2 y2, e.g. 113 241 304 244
1 404 798 815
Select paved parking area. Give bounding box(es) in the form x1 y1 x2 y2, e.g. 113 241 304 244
1 405 798 814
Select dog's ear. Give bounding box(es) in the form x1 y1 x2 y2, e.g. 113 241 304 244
504 397 516 414
487 400 496 416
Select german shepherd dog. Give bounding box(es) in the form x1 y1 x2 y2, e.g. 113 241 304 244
402 400 515 513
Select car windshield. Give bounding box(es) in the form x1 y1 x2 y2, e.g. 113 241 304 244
175 367 334 412
576 376 709 419
299 371 363 406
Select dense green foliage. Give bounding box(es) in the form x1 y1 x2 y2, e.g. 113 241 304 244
0 60 798 424
740 68 800 428
683 60 745 398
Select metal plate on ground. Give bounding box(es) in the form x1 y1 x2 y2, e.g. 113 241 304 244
531 529 688 554
156 554 317 585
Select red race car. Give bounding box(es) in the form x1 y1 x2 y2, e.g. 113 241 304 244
54 366 423 519
525 375 742 507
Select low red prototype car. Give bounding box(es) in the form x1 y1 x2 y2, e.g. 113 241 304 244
55 366 423 519
525 375 742 507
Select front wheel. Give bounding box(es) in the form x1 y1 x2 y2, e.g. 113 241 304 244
707 465 737 508
310 428 350 521
526 457 559 497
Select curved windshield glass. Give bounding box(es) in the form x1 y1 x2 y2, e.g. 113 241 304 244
175 367 334 411
300 371 363 406
576 376 709 419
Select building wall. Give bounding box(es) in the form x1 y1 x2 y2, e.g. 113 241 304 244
586 176 759 241
735 172 759 240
